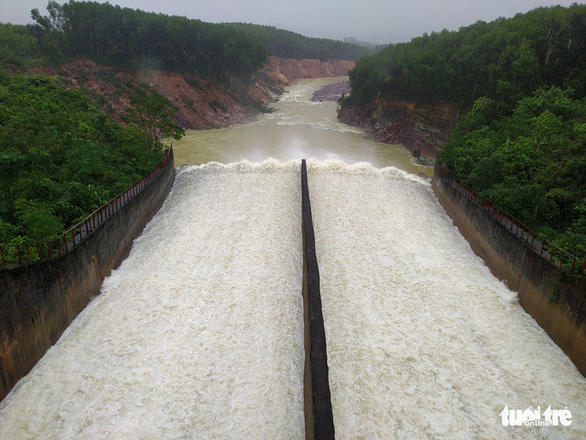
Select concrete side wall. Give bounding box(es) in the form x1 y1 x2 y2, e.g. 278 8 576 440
432 167 586 376
0 157 176 401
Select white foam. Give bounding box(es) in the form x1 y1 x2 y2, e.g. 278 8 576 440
0 160 305 439
307 161 586 439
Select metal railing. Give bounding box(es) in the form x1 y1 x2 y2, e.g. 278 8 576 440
437 164 585 275
1 148 173 269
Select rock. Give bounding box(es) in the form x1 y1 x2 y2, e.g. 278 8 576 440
338 100 460 159
311 81 352 102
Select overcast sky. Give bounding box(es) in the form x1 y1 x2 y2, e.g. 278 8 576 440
1 0 582 43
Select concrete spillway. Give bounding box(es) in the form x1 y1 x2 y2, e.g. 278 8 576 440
307 160 585 439
0 161 306 439
1 159 584 439
1 76 584 438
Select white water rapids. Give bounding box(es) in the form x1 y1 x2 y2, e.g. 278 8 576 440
0 79 584 439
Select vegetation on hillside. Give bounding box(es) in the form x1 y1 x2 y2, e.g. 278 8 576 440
223 23 371 62
344 5 586 258
0 72 181 249
0 24 43 72
346 5 585 107
441 87 586 257
28 1 266 79
29 1 369 79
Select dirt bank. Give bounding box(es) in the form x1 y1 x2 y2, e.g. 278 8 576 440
338 99 460 159
30 57 356 131
264 56 355 80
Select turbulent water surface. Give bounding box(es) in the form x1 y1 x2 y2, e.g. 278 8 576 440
0 78 584 439
173 77 429 175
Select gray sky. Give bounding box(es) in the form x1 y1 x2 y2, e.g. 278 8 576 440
0 0 582 43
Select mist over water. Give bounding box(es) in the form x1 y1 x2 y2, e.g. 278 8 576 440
0 79 584 439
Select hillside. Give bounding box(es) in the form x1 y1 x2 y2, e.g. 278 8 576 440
223 22 371 61
0 1 357 250
340 4 586 258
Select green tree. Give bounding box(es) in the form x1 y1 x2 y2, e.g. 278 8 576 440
31 0 68 62
0 74 168 245
439 86 586 256
127 94 184 152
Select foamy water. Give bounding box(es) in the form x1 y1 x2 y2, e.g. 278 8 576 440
0 161 305 439
1 77 584 439
308 160 586 439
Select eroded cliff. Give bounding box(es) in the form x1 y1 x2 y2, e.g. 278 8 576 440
338 99 460 159
30 57 355 131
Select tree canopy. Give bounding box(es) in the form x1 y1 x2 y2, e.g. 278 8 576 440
346 4 586 107
0 73 175 248
30 1 267 79
344 5 586 258
222 23 371 62
439 87 586 257
27 1 369 80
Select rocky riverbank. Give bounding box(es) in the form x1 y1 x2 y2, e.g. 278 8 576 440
338 99 460 159
311 80 352 102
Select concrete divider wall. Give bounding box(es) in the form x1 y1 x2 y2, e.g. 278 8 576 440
0 154 176 401
432 166 586 376
301 160 335 440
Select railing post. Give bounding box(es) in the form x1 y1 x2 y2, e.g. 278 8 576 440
37 242 42 261
17 246 22 265
1 247 5 267
47 241 51 259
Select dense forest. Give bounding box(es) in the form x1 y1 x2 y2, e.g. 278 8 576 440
223 23 370 62
0 73 182 251
29 1 267 79
26 1 367 79
344 4 585 259
0 2 191 251
347 5 585 107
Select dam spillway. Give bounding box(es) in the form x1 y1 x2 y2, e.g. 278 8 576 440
0 161 306 439
307 161 585 438
1 158 584 439
0 79 584 438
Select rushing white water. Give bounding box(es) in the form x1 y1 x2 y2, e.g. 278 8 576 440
1 78 584 439
0 161 305 439
308 161 586 439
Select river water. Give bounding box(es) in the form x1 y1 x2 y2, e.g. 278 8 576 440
172 77 429 175
0 78 584 439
